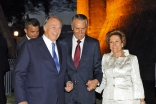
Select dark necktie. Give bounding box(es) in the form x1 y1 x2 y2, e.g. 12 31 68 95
52 43 60 73
74 40 81 69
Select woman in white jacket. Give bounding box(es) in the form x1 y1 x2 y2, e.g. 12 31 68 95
96 29 145 104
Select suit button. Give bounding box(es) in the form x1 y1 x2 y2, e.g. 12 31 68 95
113 77 115 79
113 85 115 87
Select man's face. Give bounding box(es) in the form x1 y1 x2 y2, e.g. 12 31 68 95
24 24 40 39
72 19 87 40
44 18 62 42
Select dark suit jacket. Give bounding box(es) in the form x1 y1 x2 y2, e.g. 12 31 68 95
60 35 103 104
16 35 28 55
13 36 67 104
0 35 10 72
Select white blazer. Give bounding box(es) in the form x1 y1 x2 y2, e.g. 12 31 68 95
96 50 145 100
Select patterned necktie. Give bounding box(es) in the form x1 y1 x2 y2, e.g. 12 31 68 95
52 43 60 73
74 40 81 69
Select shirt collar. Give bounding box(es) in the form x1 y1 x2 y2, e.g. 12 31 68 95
73 35 85 43
42 34 56 44
26 34 31 40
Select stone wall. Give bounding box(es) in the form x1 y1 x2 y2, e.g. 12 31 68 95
77 0 156 80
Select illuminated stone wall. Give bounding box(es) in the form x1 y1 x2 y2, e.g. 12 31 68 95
88 0 106 39
77 0 89 19
77 0 156 55
98 0 133 54
77 0 136 54
77 0 106 40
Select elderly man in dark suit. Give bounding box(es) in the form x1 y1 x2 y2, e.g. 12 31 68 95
60 14 103 104
16 18 40 55
0 34 10 104
13 15 73 104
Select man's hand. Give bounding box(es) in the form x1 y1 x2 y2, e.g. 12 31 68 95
65 81 73 92
86 79 98 91
18 101 28 104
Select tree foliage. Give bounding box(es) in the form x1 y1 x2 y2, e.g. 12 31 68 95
0 0 75 58
0 0 75 24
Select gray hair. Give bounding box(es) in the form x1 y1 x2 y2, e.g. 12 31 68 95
44 15 62 27
71 14 88 26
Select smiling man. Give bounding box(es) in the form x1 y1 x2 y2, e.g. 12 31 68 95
60 14 103 104
13 15 72 104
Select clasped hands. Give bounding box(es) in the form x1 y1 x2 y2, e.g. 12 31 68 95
86 79 98 91
65 79 98 92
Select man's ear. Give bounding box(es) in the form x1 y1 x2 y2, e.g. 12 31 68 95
43 25 47 32
24 29 27 34
71 25 73 30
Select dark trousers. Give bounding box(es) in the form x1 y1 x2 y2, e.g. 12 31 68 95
0 71 6 104
142 80 156 104
67 86 96 104
68 85 81 104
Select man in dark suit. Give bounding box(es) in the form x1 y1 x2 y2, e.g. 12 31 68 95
60 14 103 104
16 18 40 55
0 34 10 104
13 15 72 104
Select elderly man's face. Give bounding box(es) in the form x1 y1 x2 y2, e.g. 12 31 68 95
72 19 87 40
44 18 62 42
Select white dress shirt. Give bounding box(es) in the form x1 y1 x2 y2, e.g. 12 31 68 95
42 35 59 61
26 34 31 40
72 35 85 60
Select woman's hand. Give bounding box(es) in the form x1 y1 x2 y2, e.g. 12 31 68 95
140 99 146 104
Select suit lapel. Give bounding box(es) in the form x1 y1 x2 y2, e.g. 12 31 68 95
56 42 63 73
67 35 90 70
20 36 28 45
81 36 89 59
37 37 57 72
66 35 90 70
67 36 76 70
23 36 28 41
78 36 89 69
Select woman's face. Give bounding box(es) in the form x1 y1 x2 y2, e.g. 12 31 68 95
109 35 123 53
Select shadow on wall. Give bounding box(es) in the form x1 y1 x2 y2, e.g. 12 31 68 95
112 9 156 104
122 9 156 81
